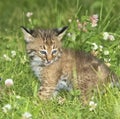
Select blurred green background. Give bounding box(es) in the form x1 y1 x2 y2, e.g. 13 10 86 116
0 0 120 34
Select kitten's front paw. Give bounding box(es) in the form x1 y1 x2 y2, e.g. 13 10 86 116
38 91 49 100
38 86 56 100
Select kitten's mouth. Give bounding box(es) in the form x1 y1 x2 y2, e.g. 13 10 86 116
44 57 59 66
44 60 53 66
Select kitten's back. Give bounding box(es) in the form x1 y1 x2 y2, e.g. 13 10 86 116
60 49 118 102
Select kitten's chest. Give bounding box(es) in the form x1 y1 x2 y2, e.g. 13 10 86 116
30 56 43 79
41 59 62 85
30 55 62 80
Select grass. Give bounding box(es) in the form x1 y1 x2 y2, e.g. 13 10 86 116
0 0 120 118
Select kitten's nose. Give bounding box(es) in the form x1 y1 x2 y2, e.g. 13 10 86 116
47 55 52 63
47 60 51 63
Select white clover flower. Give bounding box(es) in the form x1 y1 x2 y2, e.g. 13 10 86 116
11 50 16 57
76 19 79 23
99 45 103 51
68 19 72 23
16 95 21 99
103 32 109 40
67 33 72 37
103 32 115 41
5 79 14 87
89 101 97 111
108 34 115 41
26 12 33 18
91 43 98 50
104 50 109 55
2 104 12 113
22 112 32 119
3 54 11 61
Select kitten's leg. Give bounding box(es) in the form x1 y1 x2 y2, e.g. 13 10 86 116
39 79 57 100
38 69 60 100
53 74 73 97
39 84 56 99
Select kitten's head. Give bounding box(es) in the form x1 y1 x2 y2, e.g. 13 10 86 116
21 26 68 66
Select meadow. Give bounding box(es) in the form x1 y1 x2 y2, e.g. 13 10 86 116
0 0 120 118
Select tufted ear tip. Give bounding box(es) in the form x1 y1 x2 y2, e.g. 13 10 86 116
63 26 68 30
54 26 68 40
20 26 25 29
21 26 34 43
21 26 30 34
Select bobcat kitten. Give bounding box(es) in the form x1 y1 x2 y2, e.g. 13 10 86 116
21 26 118 103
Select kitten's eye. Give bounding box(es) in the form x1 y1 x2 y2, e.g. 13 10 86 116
52 49 57 54
40 50 47 55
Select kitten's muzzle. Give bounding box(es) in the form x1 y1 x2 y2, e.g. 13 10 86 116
47 60 51 64
46 54 53 63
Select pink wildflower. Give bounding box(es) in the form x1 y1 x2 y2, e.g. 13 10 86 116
78 22 87 32
90 14 99 27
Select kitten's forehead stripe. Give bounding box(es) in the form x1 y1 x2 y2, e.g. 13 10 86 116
31 29 57 47
32 29 55 40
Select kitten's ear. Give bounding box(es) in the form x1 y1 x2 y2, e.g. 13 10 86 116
21 26 34 43
54 26 68 40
